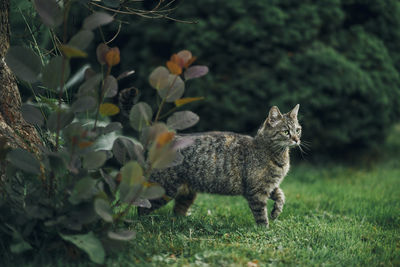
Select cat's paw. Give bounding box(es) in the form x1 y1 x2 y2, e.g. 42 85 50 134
137 207 152 216
270 208 281 220
255 220 269 228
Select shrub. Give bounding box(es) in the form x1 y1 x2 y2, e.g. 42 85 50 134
1 1 208 264
117 0 400 155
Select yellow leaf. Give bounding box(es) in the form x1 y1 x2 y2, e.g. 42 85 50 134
99 103 120 116
142 181 158 187
166 61 182 75
174 97 204 107
105 47 120 67
59 45 88 58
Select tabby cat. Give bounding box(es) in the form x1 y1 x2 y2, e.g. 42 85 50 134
139 105 301 226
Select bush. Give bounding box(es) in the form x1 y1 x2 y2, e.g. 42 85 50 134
117 0 400 155
2 1 208 264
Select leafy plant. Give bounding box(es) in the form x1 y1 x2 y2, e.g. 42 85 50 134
1 0 208 264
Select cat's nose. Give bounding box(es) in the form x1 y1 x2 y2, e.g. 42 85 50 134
292 136 300 144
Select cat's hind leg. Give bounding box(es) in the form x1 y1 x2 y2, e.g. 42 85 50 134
270 187 285 220
173 184 197 216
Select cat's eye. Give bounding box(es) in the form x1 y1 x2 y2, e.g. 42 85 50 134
284 130 290 136
296 128 301 134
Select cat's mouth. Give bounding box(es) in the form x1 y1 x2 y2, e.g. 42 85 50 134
289 140 300 147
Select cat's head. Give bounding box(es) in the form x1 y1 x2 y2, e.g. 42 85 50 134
256 104 302 149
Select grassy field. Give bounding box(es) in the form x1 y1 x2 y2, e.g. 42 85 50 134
112 161 400 266
3 159 400 266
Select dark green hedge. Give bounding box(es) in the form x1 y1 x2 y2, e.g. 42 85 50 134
120 0 400 155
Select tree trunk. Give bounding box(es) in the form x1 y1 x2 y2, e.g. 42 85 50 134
0 0 43 179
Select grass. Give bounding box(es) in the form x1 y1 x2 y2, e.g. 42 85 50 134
113 160 399 266
3 158 400 266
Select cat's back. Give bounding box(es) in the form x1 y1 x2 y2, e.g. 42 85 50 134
174 131 254 194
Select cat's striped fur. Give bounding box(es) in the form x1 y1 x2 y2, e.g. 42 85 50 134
139 105 301 226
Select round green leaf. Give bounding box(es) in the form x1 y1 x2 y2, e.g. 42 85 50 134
102 122 123 134
47 111 75 132
71 96 96 113
108 230 136 241
68 177 97 205
129 102 153 131
42 56 70 91
119 161 144 203
7 148 41 175
83 151 107 169
21 104 44 126
184 65 209 80
83 12 114 30
149 66 169 90
141 184 165 200
120 161 143 186
158 75 185 102
60 232 105 264
94 198 113 223
132 198 151 208
33 0 62 27
112 137 142 165
68 30 94 50
5 46 42 83
10 240 32 254
104 75 118 98
148 143 177 169
166 111 199 130
78 73 102 96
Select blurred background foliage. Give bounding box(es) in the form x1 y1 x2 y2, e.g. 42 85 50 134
10 0 400 158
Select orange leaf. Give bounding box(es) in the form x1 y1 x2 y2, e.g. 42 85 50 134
116 172 122 184
166 61 182 75
170 54 185 68
105 47 120 67
99 103 120 116
174 97 204 107
78 141 94 149
156 132 175 147
184 56 197 68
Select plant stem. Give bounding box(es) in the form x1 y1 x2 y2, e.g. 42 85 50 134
158 107 177 120
54 57 67 151
154 75 178 122
54 1 71 151
93 66 112 130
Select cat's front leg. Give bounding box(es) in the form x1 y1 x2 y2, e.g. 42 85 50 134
270 187 285 220
246 194 269 226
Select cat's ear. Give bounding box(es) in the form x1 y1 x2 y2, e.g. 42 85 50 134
289 104 300 120
266 106 283 127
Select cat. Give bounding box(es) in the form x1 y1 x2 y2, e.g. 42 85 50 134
138 104 301 226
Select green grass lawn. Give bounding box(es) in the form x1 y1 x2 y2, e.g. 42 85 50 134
108 159 400 266
3 160 400 266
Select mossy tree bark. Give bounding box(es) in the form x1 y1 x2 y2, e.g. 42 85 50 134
0 0 43 179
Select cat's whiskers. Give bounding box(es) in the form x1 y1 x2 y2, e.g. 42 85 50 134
299 140 311 151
